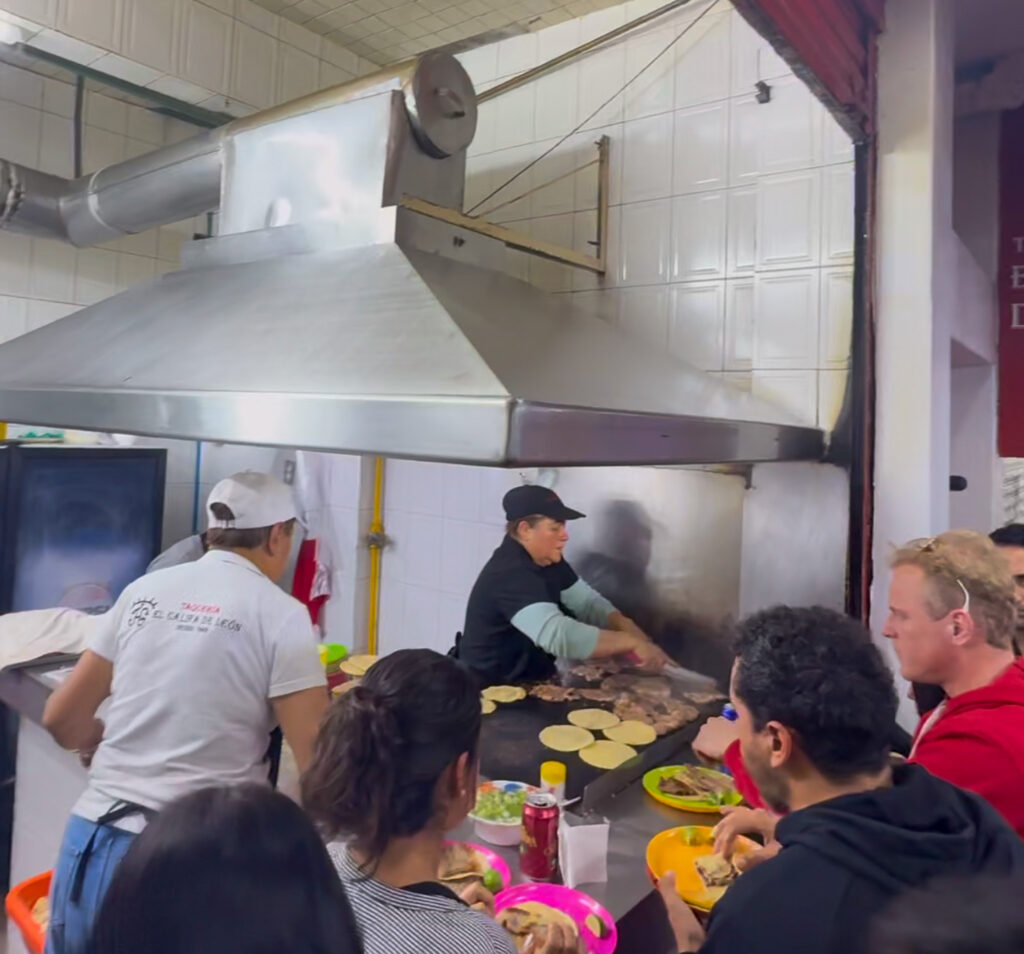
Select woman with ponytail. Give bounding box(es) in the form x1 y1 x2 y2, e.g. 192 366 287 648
302 649 576 954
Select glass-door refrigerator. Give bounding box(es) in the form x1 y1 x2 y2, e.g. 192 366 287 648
0 444 166 890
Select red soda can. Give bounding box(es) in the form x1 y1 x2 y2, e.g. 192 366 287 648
520 792 560 881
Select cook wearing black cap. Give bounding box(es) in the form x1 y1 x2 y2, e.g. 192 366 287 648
451 484 670 686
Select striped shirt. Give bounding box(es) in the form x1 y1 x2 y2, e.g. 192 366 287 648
329 843 517 954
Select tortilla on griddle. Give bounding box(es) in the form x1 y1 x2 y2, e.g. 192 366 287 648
603 720 656 746
578 739 636 769
540 724 596 752
482 685 527 703
568 708 620 731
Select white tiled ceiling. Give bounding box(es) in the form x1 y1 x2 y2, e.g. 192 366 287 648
253 0 627 66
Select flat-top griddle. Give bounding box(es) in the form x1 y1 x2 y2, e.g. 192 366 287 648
478 673 724 801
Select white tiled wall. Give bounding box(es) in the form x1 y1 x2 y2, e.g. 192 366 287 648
0 66 200 349
0 0 375 121
460 0 855 429
371 0 855 655
380 461 521 655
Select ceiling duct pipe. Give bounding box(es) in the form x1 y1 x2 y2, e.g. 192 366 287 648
0 54 475 247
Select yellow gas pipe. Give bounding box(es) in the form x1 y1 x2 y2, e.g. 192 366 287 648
366 457 385 655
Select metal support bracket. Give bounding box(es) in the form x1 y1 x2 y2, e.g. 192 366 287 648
401 135 610 274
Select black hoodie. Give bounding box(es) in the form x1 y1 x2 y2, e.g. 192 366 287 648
699 764 1024 954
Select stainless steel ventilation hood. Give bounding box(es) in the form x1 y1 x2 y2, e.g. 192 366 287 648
0 54 825 466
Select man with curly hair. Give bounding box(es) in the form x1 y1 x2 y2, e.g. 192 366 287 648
695 531 1024 838
658 605 1024 954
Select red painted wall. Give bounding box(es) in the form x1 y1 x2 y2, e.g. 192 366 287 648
998 106 1024 457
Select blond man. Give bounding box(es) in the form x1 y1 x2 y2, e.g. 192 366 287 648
696 530 1024 851
882 530 1024 836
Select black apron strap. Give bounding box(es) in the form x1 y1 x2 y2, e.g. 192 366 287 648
69 801 156 904
265 727 283 789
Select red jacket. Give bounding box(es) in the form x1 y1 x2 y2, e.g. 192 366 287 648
722 659 1024 837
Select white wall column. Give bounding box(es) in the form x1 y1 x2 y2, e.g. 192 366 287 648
873 0 955 725
950 363 1001 531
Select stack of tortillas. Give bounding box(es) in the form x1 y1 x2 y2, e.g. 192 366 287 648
340 654 378 677
480 685 526 715
482 685 527 703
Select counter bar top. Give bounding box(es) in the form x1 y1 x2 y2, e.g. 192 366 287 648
7 656 723 947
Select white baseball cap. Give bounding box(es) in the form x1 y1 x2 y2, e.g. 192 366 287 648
206 472 299 530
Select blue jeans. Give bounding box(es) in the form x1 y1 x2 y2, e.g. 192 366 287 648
45 815 137 954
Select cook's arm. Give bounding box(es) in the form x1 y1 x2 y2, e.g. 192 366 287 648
42 650 112 751
560 579 656 648
559 579 616 626
510 603 640 660
272 686 329 776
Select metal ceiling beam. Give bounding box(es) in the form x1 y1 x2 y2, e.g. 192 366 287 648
477 0 695 103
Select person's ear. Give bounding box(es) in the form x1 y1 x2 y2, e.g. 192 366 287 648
452 751 475 801
949 610 974 647
765 721 793 768
437 752 476 826
267 522 288 556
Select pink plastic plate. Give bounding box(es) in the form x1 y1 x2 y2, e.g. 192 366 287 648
444 840 513 890
495 883 617 954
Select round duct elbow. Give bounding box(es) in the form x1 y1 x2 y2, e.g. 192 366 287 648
0 159 69 241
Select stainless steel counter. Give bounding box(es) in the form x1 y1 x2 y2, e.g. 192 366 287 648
456 763 717 953
6 656 705 951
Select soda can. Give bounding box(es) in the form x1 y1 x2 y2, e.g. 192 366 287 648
520 791 560 881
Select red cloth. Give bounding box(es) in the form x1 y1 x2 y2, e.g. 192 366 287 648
909 659 1024 838
291 538 328 626
720 659 1024 836
723 739 767 810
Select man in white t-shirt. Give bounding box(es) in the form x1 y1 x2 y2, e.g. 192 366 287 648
40 472 328 954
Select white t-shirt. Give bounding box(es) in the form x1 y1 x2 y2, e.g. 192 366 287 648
72 549 325 827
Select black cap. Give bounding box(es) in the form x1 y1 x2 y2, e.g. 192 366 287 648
503 485 585 523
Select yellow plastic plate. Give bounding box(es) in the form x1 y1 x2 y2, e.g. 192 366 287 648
646 825 758 912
